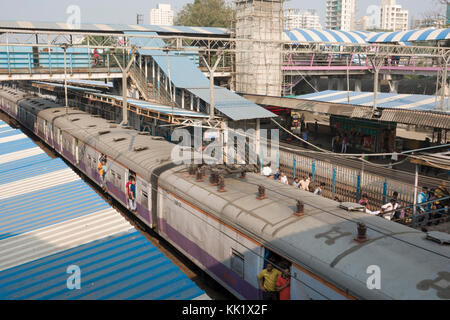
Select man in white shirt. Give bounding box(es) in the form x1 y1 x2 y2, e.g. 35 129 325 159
262 165 272 177
280 172 288 185
380 198 399 220
299 176 309 191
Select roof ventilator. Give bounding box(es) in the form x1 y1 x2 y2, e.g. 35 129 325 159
133 146 148 152
256 185 266 200
98 130 110 135
217 175 226 192
294 200 305 216
354 222 368 243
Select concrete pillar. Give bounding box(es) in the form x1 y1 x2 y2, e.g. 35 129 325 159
389 80 399 93
327 77 335 90
337 78 345 91
312 77 320 91
355 78 362 92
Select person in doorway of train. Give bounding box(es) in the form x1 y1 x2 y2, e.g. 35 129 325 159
276 267 291 300
292 177 300 188
257 262 282 301
280 172 288 185
128 176 137 213
97 155 107 188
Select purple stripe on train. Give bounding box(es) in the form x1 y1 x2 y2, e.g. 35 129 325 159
158 217 260 300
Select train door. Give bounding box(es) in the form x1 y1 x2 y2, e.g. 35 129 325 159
74 138 79 164
259 248 293 301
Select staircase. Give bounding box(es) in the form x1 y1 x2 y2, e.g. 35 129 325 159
128 65 177 107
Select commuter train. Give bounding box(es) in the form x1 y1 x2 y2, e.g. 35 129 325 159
1 86 449 300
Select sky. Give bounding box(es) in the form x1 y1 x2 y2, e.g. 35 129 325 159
0 0 444 26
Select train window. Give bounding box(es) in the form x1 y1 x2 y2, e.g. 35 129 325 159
230 249 245 279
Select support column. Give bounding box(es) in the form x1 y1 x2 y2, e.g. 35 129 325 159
312 77 320 91
355 78 362 92
389 80 399 93
327 77 334 90
122 69 128 125
337 78 344 91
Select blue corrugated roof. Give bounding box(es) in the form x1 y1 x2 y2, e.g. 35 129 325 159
0 120 206 300
0 229 203 300
296 90 450 113
128 32 276 121
0 21 229 36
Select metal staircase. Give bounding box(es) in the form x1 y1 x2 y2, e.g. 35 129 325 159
128 64 176 107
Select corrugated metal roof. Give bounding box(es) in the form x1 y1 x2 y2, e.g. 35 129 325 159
0 120 206 300
126 32 276 121
0 21 229 36
284 28 368 44
94 93 210 118
297 90 450 114
190 87 277 121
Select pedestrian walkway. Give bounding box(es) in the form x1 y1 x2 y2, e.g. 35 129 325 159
0 120 207 300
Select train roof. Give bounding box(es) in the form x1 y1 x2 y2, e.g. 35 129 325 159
159 166 450 300
12 97 175 182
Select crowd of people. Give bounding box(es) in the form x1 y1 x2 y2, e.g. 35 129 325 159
261 162 449 226
357 181 450 225
261 163 326 196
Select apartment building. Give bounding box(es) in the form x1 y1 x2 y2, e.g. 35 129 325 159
326 0 356 31
380 0 409 31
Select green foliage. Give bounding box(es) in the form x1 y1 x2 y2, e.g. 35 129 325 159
174 0 234 28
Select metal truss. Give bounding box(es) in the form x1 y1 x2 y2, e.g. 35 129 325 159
1 28 449 59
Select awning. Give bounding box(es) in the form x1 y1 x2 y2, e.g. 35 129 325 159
284 29 368 44
241 93 450 129
368 28 450 43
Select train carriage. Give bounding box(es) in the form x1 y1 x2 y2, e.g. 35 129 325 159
0 87 449 300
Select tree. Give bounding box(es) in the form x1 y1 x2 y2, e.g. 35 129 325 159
174 0 235 28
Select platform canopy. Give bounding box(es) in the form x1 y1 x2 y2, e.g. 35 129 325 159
368 28 450 43
284 29 370 44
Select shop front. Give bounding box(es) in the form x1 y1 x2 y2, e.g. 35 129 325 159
330 115 397 153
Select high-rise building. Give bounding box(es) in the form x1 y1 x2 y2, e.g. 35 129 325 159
284 9 321 30
150 3 174 26
380 0 409 31
355 16 370 31
326 0 356 31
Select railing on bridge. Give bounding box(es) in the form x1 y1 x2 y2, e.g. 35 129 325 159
0 46 121 77
283 52 447 72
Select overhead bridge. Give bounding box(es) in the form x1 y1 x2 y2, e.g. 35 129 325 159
0 47 122 81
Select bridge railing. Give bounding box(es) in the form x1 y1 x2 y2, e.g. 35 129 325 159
0 47 117 75
283 52 445 71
